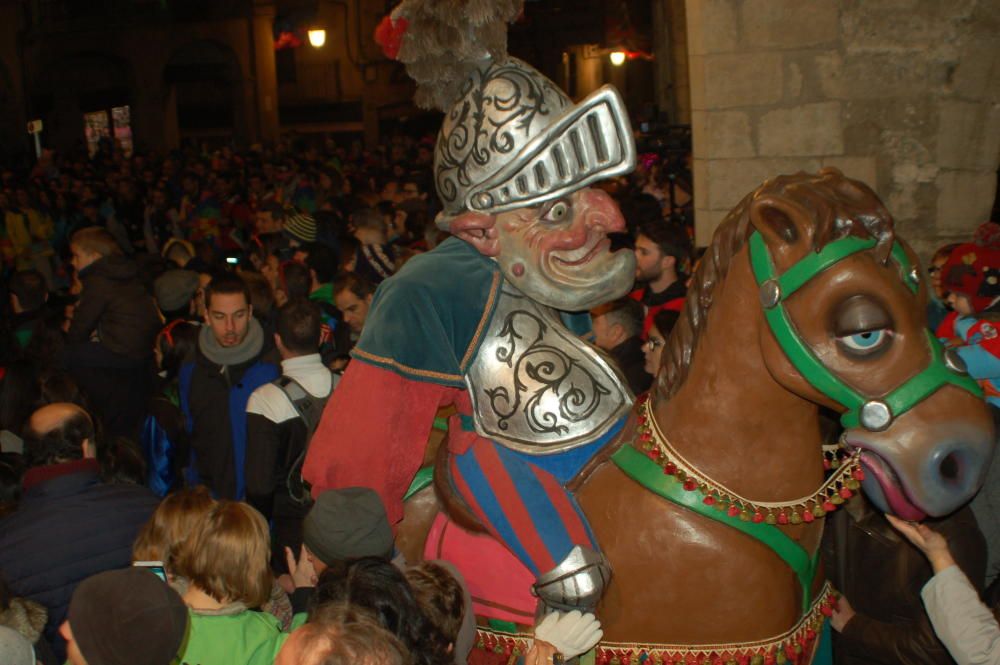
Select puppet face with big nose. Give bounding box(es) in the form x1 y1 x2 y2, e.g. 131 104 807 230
450 187 636 311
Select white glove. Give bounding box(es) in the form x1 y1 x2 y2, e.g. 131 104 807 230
534 610 603 660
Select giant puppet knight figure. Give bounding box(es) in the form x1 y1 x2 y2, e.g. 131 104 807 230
304 0 637 625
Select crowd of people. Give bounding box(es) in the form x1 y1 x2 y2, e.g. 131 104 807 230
0 133 692 665
0 128 999 665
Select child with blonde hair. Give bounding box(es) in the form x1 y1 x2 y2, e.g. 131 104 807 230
132 485 216 584
172 500 282 665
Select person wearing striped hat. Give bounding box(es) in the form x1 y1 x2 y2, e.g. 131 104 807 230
284 209 318 246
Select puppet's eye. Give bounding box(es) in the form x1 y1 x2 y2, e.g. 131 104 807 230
543 200 571 223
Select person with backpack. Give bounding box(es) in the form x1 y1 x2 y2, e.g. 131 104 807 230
245 298 337 572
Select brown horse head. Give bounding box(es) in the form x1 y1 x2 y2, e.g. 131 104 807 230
664 168 994 520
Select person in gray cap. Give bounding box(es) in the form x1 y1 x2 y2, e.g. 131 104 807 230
60 567 188 665
153 269 201 323
285 487 478 665
302 487 395 571
0 626 35 665
283 487 394 612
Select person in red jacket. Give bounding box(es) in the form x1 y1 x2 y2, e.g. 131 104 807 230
935 240 1000 409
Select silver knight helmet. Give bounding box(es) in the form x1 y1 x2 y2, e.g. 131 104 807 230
434 57 636 226
434 57 639 312
376 0 638 310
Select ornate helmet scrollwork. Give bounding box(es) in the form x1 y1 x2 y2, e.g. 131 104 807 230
434 58 636 228
373 0 636 230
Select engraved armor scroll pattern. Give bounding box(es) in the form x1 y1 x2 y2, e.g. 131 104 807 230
434 58 571 216
466 287 632 453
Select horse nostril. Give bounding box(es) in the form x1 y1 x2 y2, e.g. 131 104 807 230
939 453 961 482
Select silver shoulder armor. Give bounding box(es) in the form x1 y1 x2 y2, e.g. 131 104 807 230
465 285 633 453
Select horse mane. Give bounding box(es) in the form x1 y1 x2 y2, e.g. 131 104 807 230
657 168 896 398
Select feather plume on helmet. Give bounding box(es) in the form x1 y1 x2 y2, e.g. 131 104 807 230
374 0 525 112
375 0 636 228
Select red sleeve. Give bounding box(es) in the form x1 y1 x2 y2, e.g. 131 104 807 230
303 361 459 524
664 297 685 312
936 310 959 340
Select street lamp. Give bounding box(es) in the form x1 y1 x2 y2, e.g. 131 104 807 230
609 50 626 66
308 28 327 48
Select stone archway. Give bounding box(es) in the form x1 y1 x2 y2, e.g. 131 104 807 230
29 51 134 152
164 39 246 146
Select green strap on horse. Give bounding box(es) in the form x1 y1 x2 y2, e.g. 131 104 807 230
403 416 459 500
612 444 821 612
748 231 981 432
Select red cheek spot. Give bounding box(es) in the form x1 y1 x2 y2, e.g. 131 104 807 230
512 262 525 277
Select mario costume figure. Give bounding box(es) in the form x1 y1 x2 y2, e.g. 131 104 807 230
935 229 1000 409
304 0 638 624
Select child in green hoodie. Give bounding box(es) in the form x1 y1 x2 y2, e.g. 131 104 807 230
172 501 281 665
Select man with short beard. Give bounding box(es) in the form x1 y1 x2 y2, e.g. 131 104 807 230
179 275 278 499
629 220 692 338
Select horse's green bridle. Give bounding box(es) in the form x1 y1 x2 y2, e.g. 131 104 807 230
748 230 982 431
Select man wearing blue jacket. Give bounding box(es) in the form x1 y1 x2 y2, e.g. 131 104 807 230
180 274 278 499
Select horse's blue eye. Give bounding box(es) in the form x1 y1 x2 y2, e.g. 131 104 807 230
839 329 891 354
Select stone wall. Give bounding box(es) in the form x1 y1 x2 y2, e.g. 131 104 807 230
685 0 1000 259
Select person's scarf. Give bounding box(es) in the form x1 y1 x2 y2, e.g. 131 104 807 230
199 317 264 367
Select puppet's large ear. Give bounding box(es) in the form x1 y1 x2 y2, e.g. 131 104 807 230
450 211 501 257
749 195 807 252
747 193 822 272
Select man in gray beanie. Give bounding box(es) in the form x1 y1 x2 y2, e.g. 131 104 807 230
284 487 395 610
302 487 395 571
60 567 188 665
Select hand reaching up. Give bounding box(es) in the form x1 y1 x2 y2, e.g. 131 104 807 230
886 514 956 573
284 545 318 589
